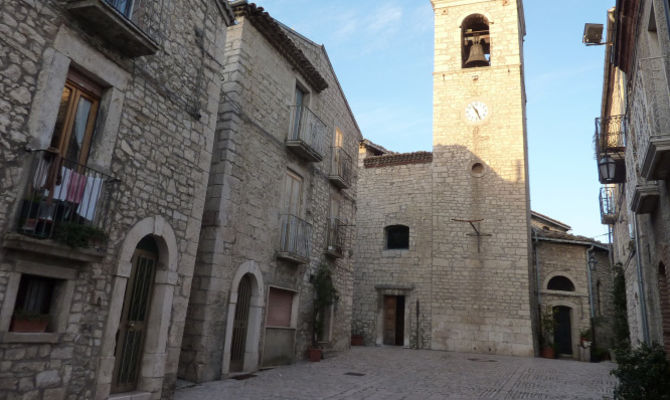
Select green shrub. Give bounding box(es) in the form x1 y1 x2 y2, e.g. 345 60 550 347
611 343 670 400
55 222 107 248
612 265 630 351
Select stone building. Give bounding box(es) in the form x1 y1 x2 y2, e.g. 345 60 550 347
531 212 613 360
0 1 233 399
178 1 361 382
593 0 670 354
353 0 536 356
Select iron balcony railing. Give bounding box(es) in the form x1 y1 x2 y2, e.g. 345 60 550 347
326 217 346 257
329 147 352 189
67 0 162 57
279 214 312 262
599 187 616 225
17 150 117 242
287 105 327 162
595 115 626 157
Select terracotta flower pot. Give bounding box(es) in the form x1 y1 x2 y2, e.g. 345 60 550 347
541 346 555 359
351 335 364 346
309 347 322 362
10 317 48 333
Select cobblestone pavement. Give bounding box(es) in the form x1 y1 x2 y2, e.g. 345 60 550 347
174 347 616 400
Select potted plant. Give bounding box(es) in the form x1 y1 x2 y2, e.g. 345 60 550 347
540 305 556 359
54 222 107 248
10 310 50 332
310 263 339 362
351 332 364 346
579 327 592 347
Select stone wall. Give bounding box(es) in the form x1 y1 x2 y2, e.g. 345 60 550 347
0 1 231 398
535 239 614 358
604 0 670 350
179 7 360 382
353 149 434 348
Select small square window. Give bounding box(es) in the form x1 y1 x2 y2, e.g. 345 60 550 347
386 225 409 250
10 274 61 333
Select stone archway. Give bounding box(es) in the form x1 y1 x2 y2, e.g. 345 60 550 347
222 261 265 376
96 216 178 399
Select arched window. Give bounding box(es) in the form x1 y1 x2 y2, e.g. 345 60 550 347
461 14 491 68
547 276 575 292
385 225 409 250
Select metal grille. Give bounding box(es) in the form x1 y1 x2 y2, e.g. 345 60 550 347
103 0 165 44
112 251 156 393
230 275 252 372
327 217 346 256
330 147 352 187
18 150 117 241
594 115 626 156
279 214 312 261
288 105 327 158
599 187 616 225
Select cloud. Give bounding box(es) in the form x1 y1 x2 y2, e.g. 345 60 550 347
368 6 403 34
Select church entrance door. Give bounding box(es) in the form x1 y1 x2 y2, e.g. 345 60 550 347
383 295 404 346
553 306 572 355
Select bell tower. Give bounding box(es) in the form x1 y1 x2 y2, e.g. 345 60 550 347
429 0 535 356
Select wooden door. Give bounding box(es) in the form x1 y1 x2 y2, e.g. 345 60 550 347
383 296 396 345
112 247 157 393
283 171 303 217
553 306 572 355
230 275 252 372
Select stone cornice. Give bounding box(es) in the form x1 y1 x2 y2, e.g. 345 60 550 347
364 152 433 168
231 1 328 92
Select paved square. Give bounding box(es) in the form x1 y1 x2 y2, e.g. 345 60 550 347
175 347 616 400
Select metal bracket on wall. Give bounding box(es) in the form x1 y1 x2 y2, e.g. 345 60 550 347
452 218 492 253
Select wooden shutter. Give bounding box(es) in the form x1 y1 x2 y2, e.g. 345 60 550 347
267 288 293 327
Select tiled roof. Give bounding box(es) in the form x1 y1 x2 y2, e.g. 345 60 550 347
231 2 328 92
364 151 433 168
360 139 393 156
533 227 608 250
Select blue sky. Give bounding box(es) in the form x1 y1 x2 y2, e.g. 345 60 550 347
261 0 613 240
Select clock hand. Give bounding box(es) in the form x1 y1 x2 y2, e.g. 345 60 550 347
474 108 481 120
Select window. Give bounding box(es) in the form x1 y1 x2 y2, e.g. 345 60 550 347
291 86 308 140
267 288 294 327
547 276 575 292
50 70 102 166
385 225 409 250
462 14 491 68
10 274 62 333
283 170 303 217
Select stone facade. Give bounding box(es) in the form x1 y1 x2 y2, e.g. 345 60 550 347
353 0 535 357
0 1 233 399
532 212 614 360
595 0 670 354
179 2 361 382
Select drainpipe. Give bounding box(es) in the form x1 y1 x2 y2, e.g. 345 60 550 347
531 228 542 356
632 213 651 344
586 246 597 362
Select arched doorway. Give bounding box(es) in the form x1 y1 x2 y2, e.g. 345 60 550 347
553 306 572 355
659 264 670 355
222 262 265 376
230 274 253 372
112 236 159 393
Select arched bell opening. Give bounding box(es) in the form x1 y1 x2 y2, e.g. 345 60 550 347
461 14 491 68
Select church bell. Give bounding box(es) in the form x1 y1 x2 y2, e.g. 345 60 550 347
465 40 489 68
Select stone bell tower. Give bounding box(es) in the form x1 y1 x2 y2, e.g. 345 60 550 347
429 0 535 356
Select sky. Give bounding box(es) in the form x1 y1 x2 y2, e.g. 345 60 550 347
260 0 614 240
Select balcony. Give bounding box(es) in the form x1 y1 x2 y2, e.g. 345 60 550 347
328 147 352 189
67 0 160 57
595 115 626 184
287 106 327 162
325 217 346 258
278 214 312 264
631 182 660 214
637 55 670 180
599 187 616 225
11 150 116 249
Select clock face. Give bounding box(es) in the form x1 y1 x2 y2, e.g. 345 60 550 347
465 101 489 122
